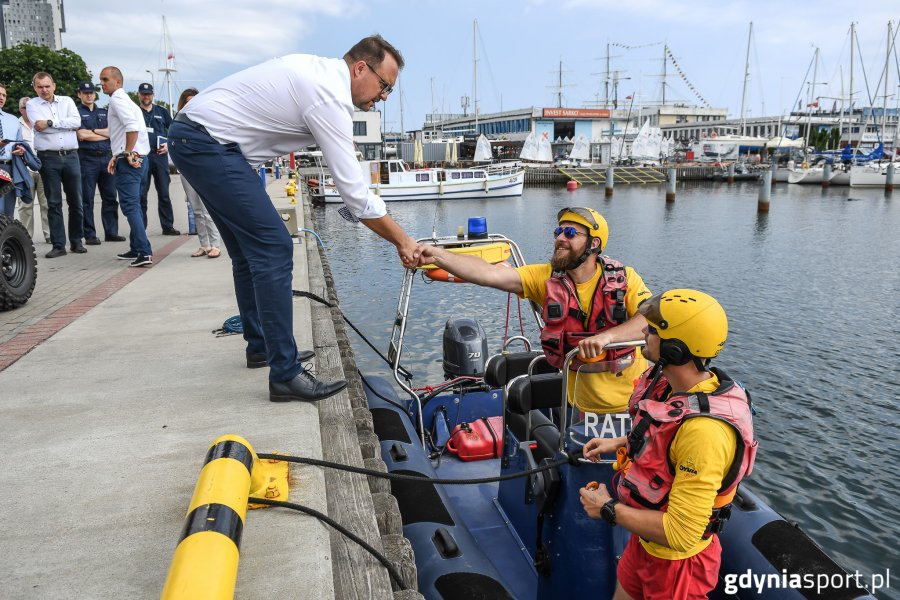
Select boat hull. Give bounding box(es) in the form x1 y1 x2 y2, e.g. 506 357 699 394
321 171 525 203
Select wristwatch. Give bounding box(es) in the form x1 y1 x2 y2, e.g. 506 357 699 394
600 498 618 525
47 120 53 128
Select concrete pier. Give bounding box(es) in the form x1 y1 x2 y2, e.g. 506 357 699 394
822 163 832 188
0 175 410 598
605 166 614 197
727 163 735 184
887 163 895 193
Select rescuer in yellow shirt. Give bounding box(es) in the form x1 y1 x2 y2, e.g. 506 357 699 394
417 207 651 414
579 289 757 600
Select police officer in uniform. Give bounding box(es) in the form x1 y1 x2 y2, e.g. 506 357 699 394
76 81 124 243
137 82 179 235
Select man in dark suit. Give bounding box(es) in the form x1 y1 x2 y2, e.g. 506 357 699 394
137 83 179 235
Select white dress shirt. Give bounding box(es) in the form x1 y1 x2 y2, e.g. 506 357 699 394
0 110 21 161
25 95 80 151
181 54 386 220
107 88 150 156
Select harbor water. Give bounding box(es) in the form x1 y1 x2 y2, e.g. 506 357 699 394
313 181 900 597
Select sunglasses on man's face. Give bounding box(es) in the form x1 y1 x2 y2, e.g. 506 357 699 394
553 226 587 239
646 324 658 336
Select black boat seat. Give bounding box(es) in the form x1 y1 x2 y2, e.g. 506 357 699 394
506 372 564 415
506 410 561 464
484 351 556 388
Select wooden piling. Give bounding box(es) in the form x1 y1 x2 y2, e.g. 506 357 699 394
758 171 772 212
665 167 676 202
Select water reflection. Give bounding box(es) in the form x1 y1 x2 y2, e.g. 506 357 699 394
312 181 900 599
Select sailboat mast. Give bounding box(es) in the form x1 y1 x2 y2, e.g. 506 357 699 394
739 22 752 137
807 46 819 158
661 45 667 106
160 15 176 118
882 21 892 152
473 19 478 130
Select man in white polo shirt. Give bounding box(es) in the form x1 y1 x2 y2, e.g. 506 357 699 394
99 66 153 267
26 71 85 258
169 34 420 403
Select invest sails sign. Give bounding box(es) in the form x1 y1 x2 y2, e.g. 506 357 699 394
543 108 611 119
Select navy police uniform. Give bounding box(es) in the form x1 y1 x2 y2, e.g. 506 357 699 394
137 83 177 233
76 82 120 240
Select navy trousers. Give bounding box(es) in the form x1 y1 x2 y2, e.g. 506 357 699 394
38 151 84 249
79 152 119 238
140 151 175 230
168 121 301 382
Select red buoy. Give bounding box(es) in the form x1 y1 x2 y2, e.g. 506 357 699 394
566 180 578 191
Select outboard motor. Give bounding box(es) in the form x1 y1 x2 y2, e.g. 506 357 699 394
442 318 488 378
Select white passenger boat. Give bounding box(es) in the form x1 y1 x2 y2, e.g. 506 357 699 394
310 159 524 203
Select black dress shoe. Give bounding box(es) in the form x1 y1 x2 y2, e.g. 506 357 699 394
45 247 67 258
70 245 87 253
269 370 347 402
247 349 315 368
105 235 127 242
85 237 102 246
162 228 181 235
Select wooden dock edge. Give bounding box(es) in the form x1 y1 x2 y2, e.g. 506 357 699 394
304 198 424 599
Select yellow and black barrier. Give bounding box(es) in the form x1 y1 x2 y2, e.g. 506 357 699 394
161 434 277 600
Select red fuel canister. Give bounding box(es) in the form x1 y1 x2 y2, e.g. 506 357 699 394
446 416 504 461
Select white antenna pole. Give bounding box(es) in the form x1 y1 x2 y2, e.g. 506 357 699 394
473 19 479 129
159 15 177 118
739 22 753 137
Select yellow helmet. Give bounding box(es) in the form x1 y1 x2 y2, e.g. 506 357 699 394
557 207 609 252
639 289 728 363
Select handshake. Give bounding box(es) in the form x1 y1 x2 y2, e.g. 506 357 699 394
398 242 438 269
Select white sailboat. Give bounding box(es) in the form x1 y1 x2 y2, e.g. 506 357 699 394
473 134 493 162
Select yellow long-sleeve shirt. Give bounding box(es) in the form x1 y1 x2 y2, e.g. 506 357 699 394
641 374 738 560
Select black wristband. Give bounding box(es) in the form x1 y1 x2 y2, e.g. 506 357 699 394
600 498 618 525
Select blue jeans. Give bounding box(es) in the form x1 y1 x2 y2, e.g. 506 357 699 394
140 151 174 230
38 151 84 249
0 189 14 218
80 152 119 238
169 121 301 382
115 158 151 256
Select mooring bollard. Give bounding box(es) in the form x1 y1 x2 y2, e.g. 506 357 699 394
886 163 895 193
727 163 736 184
666 167 676 202
758 171 772 212
605 166 614 197
822 163 832 188
161 434 264 600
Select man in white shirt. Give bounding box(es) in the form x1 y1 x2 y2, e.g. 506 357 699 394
0 83 24 218
26 72 85 258
14 96 50 243
99 66 153 267
169 34 420 403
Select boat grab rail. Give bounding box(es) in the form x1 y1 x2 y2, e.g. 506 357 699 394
558 342 646 454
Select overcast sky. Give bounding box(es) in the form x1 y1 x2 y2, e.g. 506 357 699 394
65 1 898 130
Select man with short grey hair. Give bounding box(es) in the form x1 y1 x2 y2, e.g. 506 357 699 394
26 72 85 258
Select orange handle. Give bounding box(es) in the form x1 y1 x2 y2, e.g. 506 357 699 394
578 350 607 363
585 481 600 491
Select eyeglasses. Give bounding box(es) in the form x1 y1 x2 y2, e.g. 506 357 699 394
365 62 394 95
553 226 587 239
646 324 658 336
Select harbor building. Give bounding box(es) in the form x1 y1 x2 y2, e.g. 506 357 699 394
0 0 65 49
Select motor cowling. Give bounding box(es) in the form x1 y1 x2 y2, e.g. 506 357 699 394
442 318 488 378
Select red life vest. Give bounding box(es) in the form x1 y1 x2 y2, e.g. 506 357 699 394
617 366 757 536
539 257 634 371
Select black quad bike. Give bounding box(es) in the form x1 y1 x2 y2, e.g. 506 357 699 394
0 169 37 311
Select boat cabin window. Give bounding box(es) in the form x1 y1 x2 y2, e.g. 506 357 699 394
389 162 401 173
474 171 485 178
451 172 461 179
416 173 430 182
462 172 474 179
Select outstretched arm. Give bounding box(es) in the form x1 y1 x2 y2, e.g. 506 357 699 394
419 245 523 294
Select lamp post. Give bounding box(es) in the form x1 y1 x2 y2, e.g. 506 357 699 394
145 70 155 89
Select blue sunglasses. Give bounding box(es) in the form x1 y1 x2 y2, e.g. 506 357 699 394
646 324 658 336
553 226 586 239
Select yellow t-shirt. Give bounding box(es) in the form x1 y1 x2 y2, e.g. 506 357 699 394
515 262 651 413
641 374 739 560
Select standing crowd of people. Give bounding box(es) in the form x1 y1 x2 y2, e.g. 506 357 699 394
0 70 204 267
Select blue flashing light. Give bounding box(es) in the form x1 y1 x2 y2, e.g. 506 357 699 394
467 216 488 239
